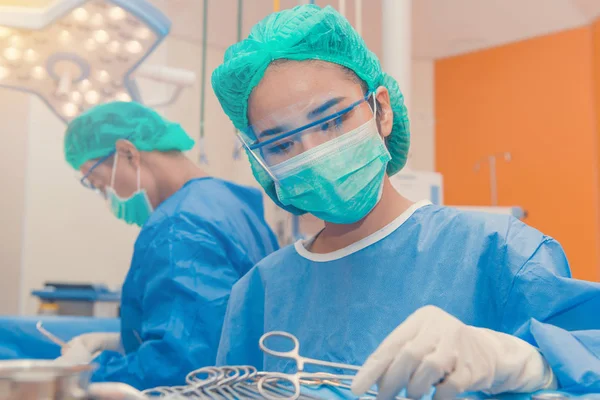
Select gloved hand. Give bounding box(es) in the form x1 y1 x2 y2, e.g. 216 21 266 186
351 306 557 400
57 333 122 364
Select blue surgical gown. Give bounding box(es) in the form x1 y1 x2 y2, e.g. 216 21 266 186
217 202 600 394
91 177 279 389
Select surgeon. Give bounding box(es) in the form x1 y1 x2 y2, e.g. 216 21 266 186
211 4 600 400
59 102 279 390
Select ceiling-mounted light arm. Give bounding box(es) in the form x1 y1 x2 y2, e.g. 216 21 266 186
56 70 73 97
133 64 196 108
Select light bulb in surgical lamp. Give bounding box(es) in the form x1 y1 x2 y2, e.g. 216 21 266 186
96 70 110 83
72 8 89 23
4 47 21 62
85 90 100 105
125 40 142 54
58 30 72 45
62 102 78 117
107 40 120 53
0 27 12 40
78 79 92 91
135 27 151 40
0 0 171 123
31 66 46 80
116 91 131 102
109 7 126 21
70 91 82 104
24 49 38 63
9 35 24 48
94 30 109 44
90 13 105 28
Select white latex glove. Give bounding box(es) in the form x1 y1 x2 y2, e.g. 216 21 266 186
57 333 122 364
352 306 557 400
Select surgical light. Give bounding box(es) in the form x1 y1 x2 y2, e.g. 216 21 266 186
93 29 109 44
24 48 38 62
9 35 24 48
62 102 78 117
0 0 171 122
78 79 91 91
58 30 72 45
96 69 110 83
108 7 126 21
90 13 104 28
85 90 100 104
31 65 45 79
69 91 82 104
125 40 142 54
72 8 89 22
115 91 130 102
135 27 150 40
3 47 21 62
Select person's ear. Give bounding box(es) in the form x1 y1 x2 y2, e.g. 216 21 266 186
115 140 140 169
374 86 393 138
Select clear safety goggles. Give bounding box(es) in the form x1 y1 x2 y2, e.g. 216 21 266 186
238 91 375 178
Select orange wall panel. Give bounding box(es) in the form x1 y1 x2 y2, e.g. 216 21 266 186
593 21 600 254
435 27 600 281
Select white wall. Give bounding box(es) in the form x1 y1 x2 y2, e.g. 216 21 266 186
408 60 435 172
0 90 29 315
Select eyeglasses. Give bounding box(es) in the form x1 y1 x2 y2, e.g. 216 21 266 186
239 91 375 176
79 151 115 190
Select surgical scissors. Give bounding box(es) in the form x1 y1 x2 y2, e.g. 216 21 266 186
36 321 67 347
257 331 409 400
36 321 131 360
257 331 360 400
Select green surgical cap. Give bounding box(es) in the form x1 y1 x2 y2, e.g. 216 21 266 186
64 101 195 170
211 4 410 213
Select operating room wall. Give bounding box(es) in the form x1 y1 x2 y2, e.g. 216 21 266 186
0 91 29 315
592 19 600 252
435 26 600 282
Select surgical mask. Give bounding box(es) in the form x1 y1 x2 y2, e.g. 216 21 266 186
271 113 391 224
106 153 153 227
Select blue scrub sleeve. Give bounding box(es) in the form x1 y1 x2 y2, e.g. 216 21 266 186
91 230 241 390
501 238 600 392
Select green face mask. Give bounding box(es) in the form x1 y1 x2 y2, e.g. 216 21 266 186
106 153 153 227
271 117 391 224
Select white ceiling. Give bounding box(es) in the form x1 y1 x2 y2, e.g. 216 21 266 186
414 0 600 59
150 0 600 60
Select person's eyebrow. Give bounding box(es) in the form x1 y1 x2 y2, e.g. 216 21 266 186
307 97 346 119
258 126 287 138
257 96 346 138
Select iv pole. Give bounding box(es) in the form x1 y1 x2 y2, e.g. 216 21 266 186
473 152 512 206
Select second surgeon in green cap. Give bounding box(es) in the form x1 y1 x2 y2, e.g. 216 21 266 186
58 101 278 390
